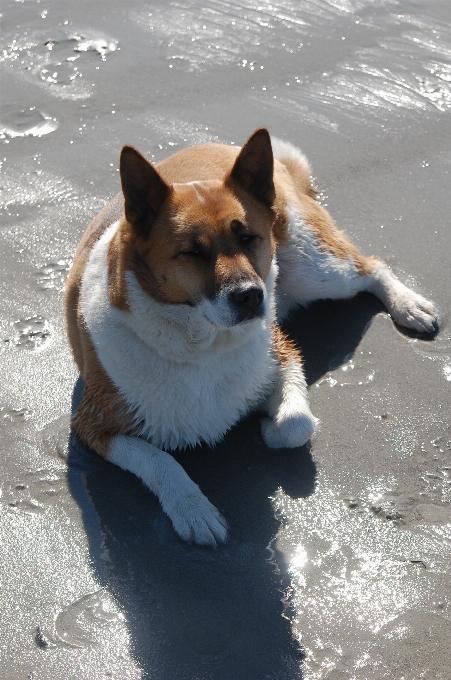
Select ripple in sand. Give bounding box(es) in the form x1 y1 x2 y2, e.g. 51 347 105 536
53 590 125 648
0 105 58 139
2 468 65 515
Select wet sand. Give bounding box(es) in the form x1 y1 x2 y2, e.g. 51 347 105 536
1 0 450 678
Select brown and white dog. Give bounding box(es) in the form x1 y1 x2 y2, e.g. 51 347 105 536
65 128 438 545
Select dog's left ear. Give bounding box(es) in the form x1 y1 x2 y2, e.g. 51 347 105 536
227 128 275 208
120 145 170 236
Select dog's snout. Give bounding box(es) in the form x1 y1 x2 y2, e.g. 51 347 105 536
230 286 264 319
232 287 264 308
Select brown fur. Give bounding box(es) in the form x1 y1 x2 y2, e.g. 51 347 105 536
272 325 302 366
65 194 135 457
71 324 138 457
132 184 274 306
107 226 132 311
276 154 315 198
294 195 378 275
113 135 277 309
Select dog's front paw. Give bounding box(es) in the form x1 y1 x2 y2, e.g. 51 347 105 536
389 289 439 334
161 485 228 547
261 411 318 449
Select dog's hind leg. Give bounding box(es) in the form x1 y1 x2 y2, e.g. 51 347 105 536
275 201 439 333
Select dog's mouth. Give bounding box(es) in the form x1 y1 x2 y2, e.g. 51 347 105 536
215 302 266 329
196 284 267 329
227 305 265 327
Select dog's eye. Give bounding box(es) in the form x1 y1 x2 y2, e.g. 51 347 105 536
177 241 207 259
239 233 256 243
180 249 201 257
232 219 258 245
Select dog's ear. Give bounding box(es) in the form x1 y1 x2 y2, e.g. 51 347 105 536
227 128 275 208
120 145 170 235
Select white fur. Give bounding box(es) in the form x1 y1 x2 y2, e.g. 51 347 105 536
174 180 222 204
109 436 228 546
271 136 312 175
276 203 373 320
190 182 206 203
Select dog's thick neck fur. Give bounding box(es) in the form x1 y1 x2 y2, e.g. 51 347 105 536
81 220 279 450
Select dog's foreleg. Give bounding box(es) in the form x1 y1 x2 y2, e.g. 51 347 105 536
108 435 228 546
261 329 318 448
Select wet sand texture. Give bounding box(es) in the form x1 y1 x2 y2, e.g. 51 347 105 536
1 0 450 678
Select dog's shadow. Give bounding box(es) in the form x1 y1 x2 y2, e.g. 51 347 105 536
67 293 389 678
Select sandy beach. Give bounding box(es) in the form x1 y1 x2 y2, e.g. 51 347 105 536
1 0 450 677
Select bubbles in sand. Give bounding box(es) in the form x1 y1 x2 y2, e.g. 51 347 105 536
316 353 376 388
42 29 118 63
0 105 58 139
74 35 117 60
39 62 82 85
0 405 31 423
0 28 118 100
37 33 117 85
12 316 52 350
35 259 72 292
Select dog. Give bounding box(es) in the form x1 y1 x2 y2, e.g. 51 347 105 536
65 128 439 546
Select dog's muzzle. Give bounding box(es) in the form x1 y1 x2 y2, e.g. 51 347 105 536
229 285 265 322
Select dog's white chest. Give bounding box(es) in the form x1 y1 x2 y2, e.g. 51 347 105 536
80 223 276 450
133 339 274 449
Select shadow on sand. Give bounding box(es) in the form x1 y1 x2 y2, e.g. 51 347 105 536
66 293 387 679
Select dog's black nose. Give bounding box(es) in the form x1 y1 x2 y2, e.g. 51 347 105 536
230 286 264 319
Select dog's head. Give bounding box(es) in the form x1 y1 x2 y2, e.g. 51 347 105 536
117 128 277 331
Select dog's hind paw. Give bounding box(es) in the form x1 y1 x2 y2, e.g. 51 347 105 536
388 289 439 334
162 487 229 547
371 264 439 334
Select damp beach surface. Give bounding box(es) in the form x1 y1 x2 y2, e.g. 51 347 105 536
1 0 450 678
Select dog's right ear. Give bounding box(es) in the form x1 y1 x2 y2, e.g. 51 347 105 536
227 128 275 208
120 145 170 236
